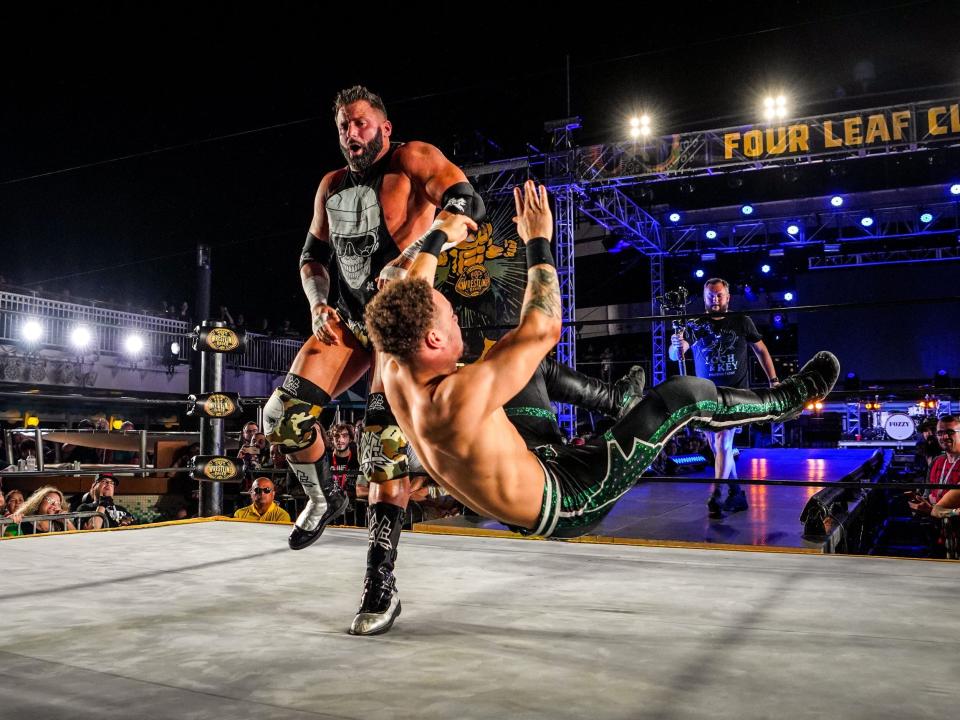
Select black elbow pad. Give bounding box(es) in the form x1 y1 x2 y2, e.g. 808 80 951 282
300 231 332 268
441 182 486 223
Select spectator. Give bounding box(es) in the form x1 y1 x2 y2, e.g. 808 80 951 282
77 474 136 529
915 417 941 474
329 423 359 496
908 415 960 521
10 486 76 534
3 489 25 537
233 477 291 523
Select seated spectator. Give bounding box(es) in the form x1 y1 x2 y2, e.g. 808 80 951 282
77 473 136 529
915 417 941 474
10 486 76 534
329 423 359 497
233 477 291 523
265 442 292 496
3 489 25 537
908 415 960 519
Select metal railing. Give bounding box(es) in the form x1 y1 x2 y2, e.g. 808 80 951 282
0 511 103 537
0 290 305 375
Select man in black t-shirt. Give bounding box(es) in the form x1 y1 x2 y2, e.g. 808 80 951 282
77 473 136 529
669 278 779 518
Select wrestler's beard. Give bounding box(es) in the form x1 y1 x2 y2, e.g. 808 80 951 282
707 301 728 317
341 129 384 173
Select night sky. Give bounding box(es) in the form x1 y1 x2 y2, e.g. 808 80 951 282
2 0 957 331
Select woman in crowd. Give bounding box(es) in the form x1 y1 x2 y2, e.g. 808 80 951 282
8 486 76 535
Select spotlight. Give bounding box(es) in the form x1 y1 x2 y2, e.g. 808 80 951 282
860 216 874 228
629 127 641 139
814 401 823 410
761 264 771 274
170 341 181 356
763 95 789 120
786 224 800 236
705 229 717 240
124 334 145 356
950 184 960 196
70 326 93 350
668 212 681 223
783 292 795 302
920 212 933 224
830 195 844 207
21 319 43 343
695 269 705 278
771 312 785 329
741 205 754 215
629 117 640 129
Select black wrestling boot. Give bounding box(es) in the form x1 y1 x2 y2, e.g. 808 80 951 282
542 357 645 419
349 502 404 636
287 455 349 551
710 352 839 427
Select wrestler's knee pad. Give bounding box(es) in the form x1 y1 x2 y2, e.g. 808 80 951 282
263 373 331 452
359 392 409 483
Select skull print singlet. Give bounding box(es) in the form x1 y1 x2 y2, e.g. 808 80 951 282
325 145 402 323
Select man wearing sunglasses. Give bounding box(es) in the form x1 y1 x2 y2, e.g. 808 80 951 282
234 477 292 523
908 415 960 520
78 473 136 529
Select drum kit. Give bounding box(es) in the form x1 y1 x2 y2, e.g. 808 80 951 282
857 395 941 442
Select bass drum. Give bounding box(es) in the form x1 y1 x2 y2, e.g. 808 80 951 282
883 412 917 441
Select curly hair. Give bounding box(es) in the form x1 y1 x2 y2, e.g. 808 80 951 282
333 85 388 119
365 279 436 361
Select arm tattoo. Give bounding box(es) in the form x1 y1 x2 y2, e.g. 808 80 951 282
521 267 561 320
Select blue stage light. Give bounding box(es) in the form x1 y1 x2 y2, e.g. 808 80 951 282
668 212 681 223
786 224 799 235
784 292 794 302
830 195 844 207
761 264 771 274
705 229 717 240
860 216 874 227
694 269 704 278
741 205 754 215
920 212 933 223
950 184 960 196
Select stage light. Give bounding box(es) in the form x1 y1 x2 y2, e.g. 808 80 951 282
21 319 43 343
786 224 800 235
830 196 844 207
950 184 960 196
741 205 754 215
668 212 681 223
784 292 794 302
806 402 815 411
763 95 789 120
629 127 641 139
705 229 717 240
814 401 823 410
694 269 705 278
25 415 40 427
70 325 93 350
761 264 771 274
771 312 785 329
124 334 145 356
170 341 181 356
920 212 933 223
860 216 874 227
629 117 640 128
112 419 124 431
